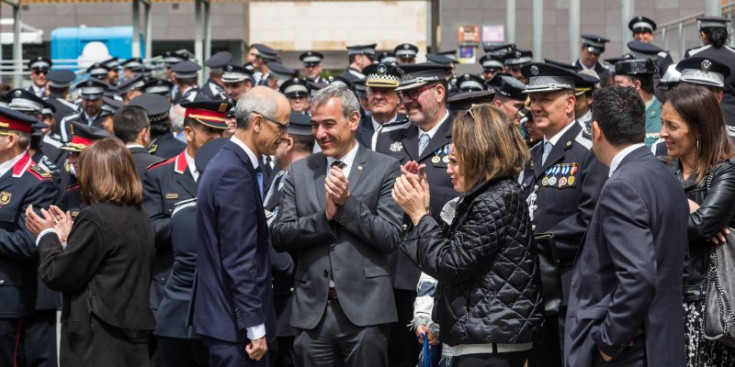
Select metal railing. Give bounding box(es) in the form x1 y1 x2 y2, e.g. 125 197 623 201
655 2 735 61
0 57 169 86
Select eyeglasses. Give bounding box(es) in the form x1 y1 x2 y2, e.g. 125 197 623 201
399 84 436 101
253 112 288 133
32 68 48 75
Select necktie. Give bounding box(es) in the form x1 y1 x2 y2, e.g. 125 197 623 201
263 171 285 208
418 133 430 156
254 166 263 198
542 141 553 166
330 160 346 170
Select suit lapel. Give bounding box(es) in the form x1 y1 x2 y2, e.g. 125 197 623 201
313 156 327 210
348 146 367 194
402 126 419 161
531 143 545 179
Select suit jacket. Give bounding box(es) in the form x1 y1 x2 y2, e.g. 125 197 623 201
271 144 403 329
374 113 458 290
38 202 156 365
143 150 197 311
519 122 608 306
192 140 276 343
0 153 57 318
57 112 106 143
151 133 187 160
356 113 407 150
564 147 687 367
129 145 163 180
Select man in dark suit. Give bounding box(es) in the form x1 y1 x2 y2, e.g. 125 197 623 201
374 63 456 367
565 87 687 367
112 105 163 178
0 107 57 367
519 63 608 367
356 63 406 150
272 84 403 367
192 86 290 365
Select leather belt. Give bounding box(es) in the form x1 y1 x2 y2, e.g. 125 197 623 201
327 288 338 300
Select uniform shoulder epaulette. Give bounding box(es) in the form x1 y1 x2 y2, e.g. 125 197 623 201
147 156 175 171
380 119 412 134
574 129 593 149
148 144 158 154
66 184 80 191
725 45 735 54
28 164 53 180
686 45 710 57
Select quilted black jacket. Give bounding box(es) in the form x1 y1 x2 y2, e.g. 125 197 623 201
401 177 544 346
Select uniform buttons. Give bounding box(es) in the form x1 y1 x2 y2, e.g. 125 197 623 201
0 279 4 285
532 224 536 231
323 270 329 278
534 185 538 190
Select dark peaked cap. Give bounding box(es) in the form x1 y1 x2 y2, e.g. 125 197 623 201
395 63 452 91
521 63 578 93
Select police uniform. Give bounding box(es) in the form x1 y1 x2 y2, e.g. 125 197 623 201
0 108 57 367
357 63 407 150
172 61 203 104
628 16 675 79
628 40 672 102
58 79 108 142
455 73 486 92
200 51 232 101
684 16 735 126
614 58 662 147
342 43 376 83
250 44 279 86
26 57 51 98
375 63 457 367
518 63 608 367
394 43 418 64
299 51 328 84
142 78 174 98
44 70 78 138
142 100 230 316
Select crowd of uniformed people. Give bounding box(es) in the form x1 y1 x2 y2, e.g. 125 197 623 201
2 11 735 367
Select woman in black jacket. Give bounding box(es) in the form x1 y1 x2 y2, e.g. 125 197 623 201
660 84 735 366
26 138 156 366
393 104 544 367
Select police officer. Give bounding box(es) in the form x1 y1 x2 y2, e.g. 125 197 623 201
685 15 735 126
574 71 600 131
342 43 376 83
200 51 232 100
613 58 661 147
504 49 534 83
101 56 121 86
58 122 115 219
162 51 189 102
628 15 674 80
519 63 607 367
172 61 204 104
58 79 108 142
374 63 456 367
121 57 144 81
142 77 174 101
455 73 486 92
479 53 505 81
357 63 406 149
0 107 57 367
248 44 279 86
44 70 79 137
486 73 527 123
299 51 327 84
129 93 185 160
222 64 253 101
394 43 418 65
142 99 231 325
27 57 51 98
279 77 311 114
87 63 112 84
575 34 610 76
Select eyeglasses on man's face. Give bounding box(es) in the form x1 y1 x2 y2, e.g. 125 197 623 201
253 111 287 133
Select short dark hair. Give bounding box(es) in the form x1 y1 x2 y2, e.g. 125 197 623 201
113 105 150 143
291 133 314 153
631 75 655 95
702 27 730 48
591 86 646 146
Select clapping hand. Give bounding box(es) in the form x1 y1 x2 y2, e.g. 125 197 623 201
25 205 73 244
392 174 430 225
325 166 350 221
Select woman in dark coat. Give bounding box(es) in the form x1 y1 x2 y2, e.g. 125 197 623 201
660 84 735 366
393 105 544 367
26 138 156 366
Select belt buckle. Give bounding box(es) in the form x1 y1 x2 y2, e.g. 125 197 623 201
327 288 338 300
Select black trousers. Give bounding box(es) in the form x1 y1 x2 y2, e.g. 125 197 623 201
591 338 646 367
527 311 563 367
157 335 208 367
452 352 527 367
24 310 58 367
201 336 270 367
388 289 420 367
293 299 389 367
0 318 25 367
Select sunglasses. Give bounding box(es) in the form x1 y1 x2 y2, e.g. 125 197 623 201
32 68 49 75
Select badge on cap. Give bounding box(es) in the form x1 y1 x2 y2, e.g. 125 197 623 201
530 65 539 76
0 191 11 206
378 64 387 75
14 90 21 97
390 141 403 152
218 103 228 113
226 65 233 71
702 59 712 72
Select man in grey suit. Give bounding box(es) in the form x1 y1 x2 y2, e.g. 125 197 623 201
564 87 687 367
271 84 403 367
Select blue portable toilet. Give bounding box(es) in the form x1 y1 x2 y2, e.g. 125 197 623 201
50 26 145 71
